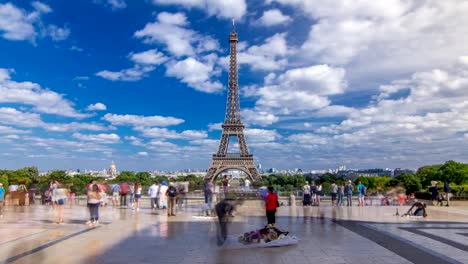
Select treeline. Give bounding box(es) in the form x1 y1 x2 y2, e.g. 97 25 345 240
1 160 467 196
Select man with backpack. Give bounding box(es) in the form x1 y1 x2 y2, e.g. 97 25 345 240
166 183 177 216
119 182 129 208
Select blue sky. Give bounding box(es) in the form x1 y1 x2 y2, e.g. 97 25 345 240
1 0 468 171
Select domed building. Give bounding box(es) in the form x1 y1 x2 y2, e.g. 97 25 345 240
109 161 118 177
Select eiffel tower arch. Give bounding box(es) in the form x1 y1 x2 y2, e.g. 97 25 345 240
205 21 260 182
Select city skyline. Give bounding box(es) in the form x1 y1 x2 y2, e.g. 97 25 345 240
1 1 468 171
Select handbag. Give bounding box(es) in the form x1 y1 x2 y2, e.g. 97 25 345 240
276 200 280 207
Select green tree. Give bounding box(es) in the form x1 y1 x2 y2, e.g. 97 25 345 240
391 173 422 194
438 160 468 185
115 171 137 183
135 171 151 186
416 164 442 187
47 170 71 183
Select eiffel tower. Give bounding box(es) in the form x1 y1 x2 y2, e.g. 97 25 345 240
205 21 260 182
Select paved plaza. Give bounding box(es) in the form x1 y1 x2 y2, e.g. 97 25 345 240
1 202 468 264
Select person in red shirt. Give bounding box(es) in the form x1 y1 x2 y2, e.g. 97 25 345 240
265 186 278 226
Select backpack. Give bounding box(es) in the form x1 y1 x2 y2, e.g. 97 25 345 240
167 186 177 198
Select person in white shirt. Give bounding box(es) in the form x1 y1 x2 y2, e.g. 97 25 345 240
148 183 160 210
244 179 251 191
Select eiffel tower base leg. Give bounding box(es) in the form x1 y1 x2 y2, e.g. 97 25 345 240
205 156 259 182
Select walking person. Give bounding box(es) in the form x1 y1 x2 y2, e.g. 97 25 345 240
53 183 69 224
338 183 345 206
444 181 450 207
119 182 129 208
0 183 5 218
148 182 159 211
345 180 354 206
87 184 101 226
166 183 177 216
134 183 142 211
265 186 278 226
111 183 120 207
357 181 366 206
302 182 312 206
215 199 236 245
330 182 338 206
176 183 186 211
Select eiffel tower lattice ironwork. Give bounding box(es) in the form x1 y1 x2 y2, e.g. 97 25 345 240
205 21 259 182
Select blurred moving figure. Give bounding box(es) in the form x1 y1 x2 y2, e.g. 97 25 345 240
215 199 236 245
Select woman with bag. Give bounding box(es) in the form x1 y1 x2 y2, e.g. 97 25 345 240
265 186 278 226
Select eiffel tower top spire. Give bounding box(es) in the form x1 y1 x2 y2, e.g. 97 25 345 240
225 19 240 124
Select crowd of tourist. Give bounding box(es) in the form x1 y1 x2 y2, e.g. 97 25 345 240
0 177 451 224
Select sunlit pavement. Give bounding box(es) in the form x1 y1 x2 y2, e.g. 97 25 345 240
1 202 468 264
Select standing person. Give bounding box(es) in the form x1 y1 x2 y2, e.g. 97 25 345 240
53 184 69 224
148 182 159 211
203 180 214 216
310 182 317 206
345 180 354 206
18 183 27 206
8 184 18 206
302 182 311 206
159 181 168 210
244 178 251 191
330 182 338 206
166 183 177 216
0 183 5 218
430 183 439 206
87 184 101 226
129 183 135 208
134 183 142 211
316 183 323 206
119 182 129 208
337 183 345 206
222 175 230 197
111 183 120 207
444 181 450 207
397 192 407 206
265 186 278 226
357 181 366 206
28 183 36 205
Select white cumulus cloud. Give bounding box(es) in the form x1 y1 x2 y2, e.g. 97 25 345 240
86 103 107 111
258 9 292 26
103 113 184 127
166 57 223 93
73 133 120 144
